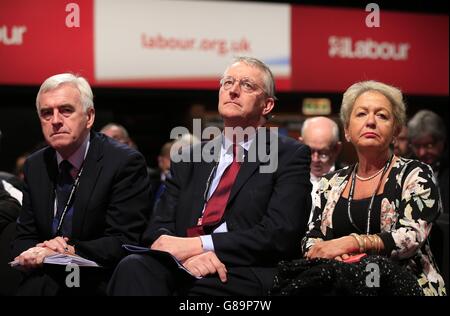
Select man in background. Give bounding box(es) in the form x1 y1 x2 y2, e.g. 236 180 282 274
408 110 447 214
408 109 449 287
393 125 411 158
100 123 134 148
299 116 342 221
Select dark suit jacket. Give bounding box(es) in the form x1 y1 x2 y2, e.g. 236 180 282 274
142 130 311 292
0 187 20 235
13 132 151 267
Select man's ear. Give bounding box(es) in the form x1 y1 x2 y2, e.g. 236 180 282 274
298 136 304 144
86 107 95 129
262 97 275 117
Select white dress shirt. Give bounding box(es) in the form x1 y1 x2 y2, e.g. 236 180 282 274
200 132 256 251
308 165 336 224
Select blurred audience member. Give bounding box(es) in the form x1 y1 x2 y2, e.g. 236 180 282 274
300 116 342 183
0 186 21 235
408 110 448 214
392 125 411 158
152 134 200 209
299 116 342 221
100 123 133 147
0 129 25 196
14 152 28 181
157 141 173 183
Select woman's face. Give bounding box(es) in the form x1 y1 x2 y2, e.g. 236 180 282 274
345 91 397 153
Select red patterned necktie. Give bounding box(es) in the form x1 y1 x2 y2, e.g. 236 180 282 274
187 143 241 237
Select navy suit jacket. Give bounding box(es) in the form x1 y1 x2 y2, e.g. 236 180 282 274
13 132 151 267
142 130 311 292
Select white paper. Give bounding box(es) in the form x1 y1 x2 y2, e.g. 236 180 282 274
9 254 100 268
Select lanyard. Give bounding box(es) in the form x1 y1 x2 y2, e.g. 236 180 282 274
347 155 393 235
55 165 84 236
203 161 219 204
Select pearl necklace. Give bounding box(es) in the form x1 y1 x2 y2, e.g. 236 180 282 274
355 166 384 181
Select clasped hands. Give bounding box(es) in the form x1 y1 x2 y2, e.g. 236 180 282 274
151 235 227 282
14 236 75 269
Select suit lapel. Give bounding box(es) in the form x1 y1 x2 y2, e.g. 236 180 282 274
71 132 103 238
189 138 221 225
227 129 270 204
43 148 58 237
227 158 259 205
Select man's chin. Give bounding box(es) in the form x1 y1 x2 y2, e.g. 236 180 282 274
48 139 71 152
311 170 324 178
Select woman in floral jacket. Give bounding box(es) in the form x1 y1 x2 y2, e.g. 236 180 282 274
302 81 446 296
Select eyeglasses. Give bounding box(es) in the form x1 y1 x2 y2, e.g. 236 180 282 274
310 148 332 162
220 76 267 95
410 142 438 151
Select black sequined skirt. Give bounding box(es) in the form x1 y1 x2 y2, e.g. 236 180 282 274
270 255 423 296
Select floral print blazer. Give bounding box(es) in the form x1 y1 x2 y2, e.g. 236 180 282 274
302 157 446 296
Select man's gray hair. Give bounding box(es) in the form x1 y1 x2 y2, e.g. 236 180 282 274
408 110 447 142
301 116 340 144
340 80 406 130
36 73 94 113
223 56 276 99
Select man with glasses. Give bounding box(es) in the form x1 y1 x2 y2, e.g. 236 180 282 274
108 57 312 296
299 116 342 221
408 110 447 214
408 110 449 287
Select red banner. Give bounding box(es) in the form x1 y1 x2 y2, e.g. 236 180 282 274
291 6 449 95
1 2 448 95
0 0 93 85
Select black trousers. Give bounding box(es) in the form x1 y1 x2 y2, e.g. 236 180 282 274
107 254 270 296
17 265 112 296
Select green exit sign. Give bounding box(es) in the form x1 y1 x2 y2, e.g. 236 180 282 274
302 98 331 116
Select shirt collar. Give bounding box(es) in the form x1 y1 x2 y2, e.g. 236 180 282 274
56 133 90 170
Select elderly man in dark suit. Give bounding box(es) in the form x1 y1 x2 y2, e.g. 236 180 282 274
108 57 312 296
12 73 150 295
